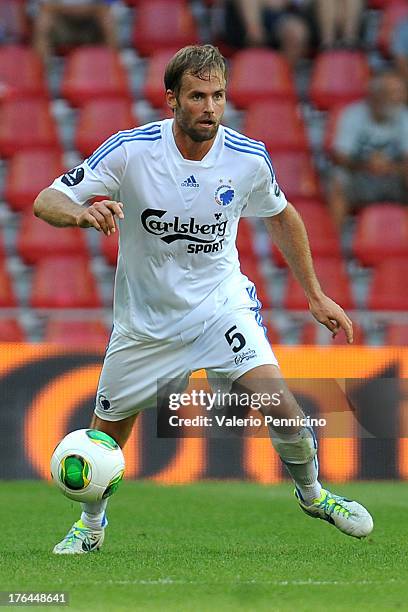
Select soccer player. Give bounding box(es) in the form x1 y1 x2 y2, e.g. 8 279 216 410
34 45 373 554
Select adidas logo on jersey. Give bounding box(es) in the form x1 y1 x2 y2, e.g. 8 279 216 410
181 175 199 188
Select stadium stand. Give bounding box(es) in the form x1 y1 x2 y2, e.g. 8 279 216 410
270 152 321 201
323 105 346 155
272 200 342 266
243 100 309 153
309 50 370 111
0 319 25 341
386 324 408 346
0 263 17 308
284 258 354 311
0 0 27 43
353 204 408 267
17 213 89 265
0 45 47 98
0 0 405 344
75 98 137 158
0 97 60 156
44 319 109 345
61 46 131 107
368 258 408 311
4 150 65 212
300 321 365 346
143 49 178 108
30 256 102 309
132 0 199 56
378 0 408 57
228 49 296 108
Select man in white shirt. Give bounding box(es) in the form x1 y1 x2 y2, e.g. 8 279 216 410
34 44 373 553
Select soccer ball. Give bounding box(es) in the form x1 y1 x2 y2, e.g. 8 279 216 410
50 429 125 503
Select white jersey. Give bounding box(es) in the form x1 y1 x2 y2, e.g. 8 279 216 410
50 119 287 340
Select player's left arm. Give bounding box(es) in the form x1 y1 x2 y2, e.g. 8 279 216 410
264 203 353 343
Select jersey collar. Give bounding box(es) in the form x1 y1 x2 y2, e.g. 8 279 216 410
164 118 224 168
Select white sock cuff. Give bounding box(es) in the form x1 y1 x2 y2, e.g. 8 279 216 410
269 426 317 464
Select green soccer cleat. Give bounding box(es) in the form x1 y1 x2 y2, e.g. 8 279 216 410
53 516 107 554
295 488 373 539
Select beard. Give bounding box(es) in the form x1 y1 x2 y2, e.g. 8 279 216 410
174 108 220 142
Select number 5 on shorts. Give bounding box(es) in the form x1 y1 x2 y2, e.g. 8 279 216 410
225 325 246 353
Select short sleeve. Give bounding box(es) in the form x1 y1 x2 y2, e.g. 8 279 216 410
242 156 287 218
49 136 127 205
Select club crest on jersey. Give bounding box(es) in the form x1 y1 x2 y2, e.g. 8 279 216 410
215 181 235 207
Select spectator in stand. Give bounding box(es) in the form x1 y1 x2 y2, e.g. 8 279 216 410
33 0 117 63
218 0 313 68
391 17 408 89
328 71 408 229
315 0 364 49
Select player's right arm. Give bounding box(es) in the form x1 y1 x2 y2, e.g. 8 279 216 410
34 131 127 235
34 188 124 236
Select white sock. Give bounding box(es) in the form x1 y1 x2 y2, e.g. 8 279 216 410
286 457 322 504
268 426 322 504
81 499 108 530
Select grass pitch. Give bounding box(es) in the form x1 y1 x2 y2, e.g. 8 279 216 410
0 481 406 611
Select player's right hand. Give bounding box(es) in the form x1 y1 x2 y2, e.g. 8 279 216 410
76 200 124 236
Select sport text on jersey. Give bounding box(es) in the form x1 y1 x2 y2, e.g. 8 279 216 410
141 208 227 254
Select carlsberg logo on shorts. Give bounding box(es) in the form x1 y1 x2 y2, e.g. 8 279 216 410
141 208 228 254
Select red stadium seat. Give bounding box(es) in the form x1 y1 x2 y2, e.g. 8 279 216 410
61 46 131 107
0 46 46 99
132 0 199 56
243 101 309 153
353 204 408 267
367 258 408 311
0 319 25 341
0 98 59 157
30 256 101 308
284 258 354 310
240 257 271 309
17 214 88 265
300 321 364 345
0 0 27 44
4 149 64 212
271 152 321 201
229 49 296 108
309 51 370 110
273 201 342 266
378 1 408 56
44 319 109 345
386 324 408 346
0 263 17 307
143 49 178 108
75 98 137 158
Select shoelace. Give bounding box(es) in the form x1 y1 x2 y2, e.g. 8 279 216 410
62 524 91 548
317 494 350 518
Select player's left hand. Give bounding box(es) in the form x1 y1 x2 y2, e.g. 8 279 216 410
308 293 353 344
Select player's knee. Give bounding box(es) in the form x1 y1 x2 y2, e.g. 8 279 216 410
269 426 317 465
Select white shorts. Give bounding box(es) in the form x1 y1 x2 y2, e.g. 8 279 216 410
95 296 279 421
